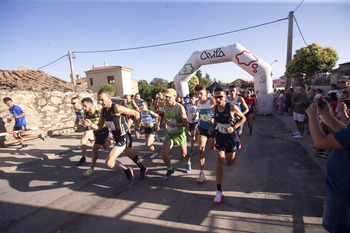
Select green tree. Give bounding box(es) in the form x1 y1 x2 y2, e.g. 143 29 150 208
286 43 338 77
188 75 199 93
100 83 116 96
150 77 168 88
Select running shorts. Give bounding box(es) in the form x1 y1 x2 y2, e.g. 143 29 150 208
113 132 132 148
215 132 240 152
198 126 215 138
94 128 110 145
189 122 198 132
166 131 186 146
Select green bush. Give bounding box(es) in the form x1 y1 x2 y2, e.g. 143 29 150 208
100 83 116 96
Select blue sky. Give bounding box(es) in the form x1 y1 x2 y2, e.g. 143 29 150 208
1 0 349 84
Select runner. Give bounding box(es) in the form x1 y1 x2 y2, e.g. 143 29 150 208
71 97 93 166
243 91 256 135
81 97 113 177
226 85 248 139
97 90 148 183
161 88 191 181
209 87 246 203
155 91 167 131
135 93 144 110
184 92 199 156
124 94 140 139
3 97 45 149
140 101 160 158
194 83 216 183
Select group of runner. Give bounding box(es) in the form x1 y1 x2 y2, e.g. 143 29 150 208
71 84 256 203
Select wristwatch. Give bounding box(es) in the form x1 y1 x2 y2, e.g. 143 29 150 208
173 122 176 127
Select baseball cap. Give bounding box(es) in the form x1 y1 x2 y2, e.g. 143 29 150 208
165 88 177 97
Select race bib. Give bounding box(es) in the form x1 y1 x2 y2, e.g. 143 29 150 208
105 121 116 131
217 123 231 134
159 106 165 112
200 113 211 122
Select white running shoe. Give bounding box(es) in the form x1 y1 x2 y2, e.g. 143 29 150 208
196 172 207 183
293 135 303 139
292 132 300 136
214 191 224 204
150 152 158 159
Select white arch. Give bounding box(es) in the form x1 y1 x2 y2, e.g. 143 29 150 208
173 43 273 115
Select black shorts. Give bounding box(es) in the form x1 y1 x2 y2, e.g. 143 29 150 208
198 126 215 138
189 122 198 132
144 126 156 135
113 132 132 148
13 125 26 131
215 132 240 152
94 128 110 145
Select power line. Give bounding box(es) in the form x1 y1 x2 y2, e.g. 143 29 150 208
294 16 308 46
72 17 288 55
38 54 68 70
294 0 304 12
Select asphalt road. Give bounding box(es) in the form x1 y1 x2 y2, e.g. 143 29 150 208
0 115 327 233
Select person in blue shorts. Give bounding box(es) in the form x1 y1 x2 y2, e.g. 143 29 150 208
306 98 350 232
3 97 45 150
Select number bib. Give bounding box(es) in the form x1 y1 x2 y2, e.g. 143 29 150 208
200 113 211 122
217 123 231 134
105 121 116 131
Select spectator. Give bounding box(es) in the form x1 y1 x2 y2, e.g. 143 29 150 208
306 98 350 233
338 76 349 100
327 83 338 95
292 85 309 139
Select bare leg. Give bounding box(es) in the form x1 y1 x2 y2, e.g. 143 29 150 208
225 152 236 166
161 137 173 168
216 150 225 185
197 134 208 170
105 145 126 168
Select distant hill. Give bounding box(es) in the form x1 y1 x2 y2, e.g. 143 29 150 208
0 66 91 92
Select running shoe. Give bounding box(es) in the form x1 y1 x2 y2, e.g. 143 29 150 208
315 152 328 159
292 131 300 136
125 166 134 183
214 191 224 204
163 167 175 181
186 163 192 173
188 149 193 157
19 145 29 150
150 152 158 159
83 168 93 177
238 143 242 150
39 133 46 141
196 172 207 183
76 156 86 166
140 166 148 179
293 135 303 139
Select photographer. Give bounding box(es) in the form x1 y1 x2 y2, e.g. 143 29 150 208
306 98 350 233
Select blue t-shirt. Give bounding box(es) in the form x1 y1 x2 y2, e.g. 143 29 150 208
9 105 27 127
135 99 144 110
327 126 350 196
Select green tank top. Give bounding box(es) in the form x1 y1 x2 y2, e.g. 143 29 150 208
126 102 135 109
165 103 184 135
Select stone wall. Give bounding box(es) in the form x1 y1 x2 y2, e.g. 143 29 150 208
0 90 97 147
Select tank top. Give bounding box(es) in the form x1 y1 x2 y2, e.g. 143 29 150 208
140 110 153 126
197 97 214 130
102 103 128 136
157 98 166 114
214 103 233 134
184 102 199 123
126 102 135 110
85 109 100 131
165 103 184 134
226 96 241 111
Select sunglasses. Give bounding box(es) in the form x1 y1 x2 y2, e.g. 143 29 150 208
338 81 346 84
214 95 225 100
71 102 77 105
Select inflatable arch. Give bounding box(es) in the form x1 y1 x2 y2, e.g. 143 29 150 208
174 43 273 115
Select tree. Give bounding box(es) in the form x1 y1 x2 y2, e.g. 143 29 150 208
138 80 152 99
150 77 168 88
100 83 116 96
188 75 199 93
286 43 338 77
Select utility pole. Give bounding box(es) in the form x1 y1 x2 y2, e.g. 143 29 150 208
285 11 294 89
68 50 76 85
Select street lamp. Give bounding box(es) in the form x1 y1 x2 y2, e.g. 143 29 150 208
270 60 278 66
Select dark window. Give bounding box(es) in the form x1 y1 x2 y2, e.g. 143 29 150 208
107 76 115 84
90 78 93 86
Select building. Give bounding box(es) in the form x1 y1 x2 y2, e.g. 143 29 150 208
85 63 139 97
75 75 87 88
330 62 350 83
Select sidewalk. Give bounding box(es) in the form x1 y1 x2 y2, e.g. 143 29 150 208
0 113 327 174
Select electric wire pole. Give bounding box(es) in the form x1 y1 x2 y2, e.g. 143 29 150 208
68 50 76 85
285 11 294 88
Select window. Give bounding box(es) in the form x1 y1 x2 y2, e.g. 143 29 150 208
90 78 93 86
107 76 115 84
